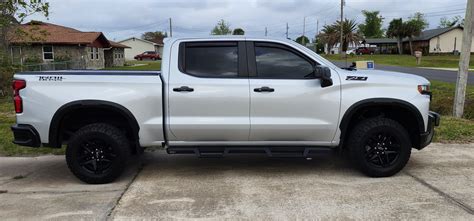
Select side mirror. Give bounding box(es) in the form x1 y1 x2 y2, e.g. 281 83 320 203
313 65 333 87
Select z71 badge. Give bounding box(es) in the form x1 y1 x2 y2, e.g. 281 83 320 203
38 76 63 81
346 76 368 81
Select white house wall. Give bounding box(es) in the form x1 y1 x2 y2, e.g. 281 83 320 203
119 38 157 60
429 28 474 53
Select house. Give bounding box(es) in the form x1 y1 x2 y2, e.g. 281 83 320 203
117 37 164 60
8 21 129 70
365 26 472 54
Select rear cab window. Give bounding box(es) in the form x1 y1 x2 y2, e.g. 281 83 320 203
179 41 247 78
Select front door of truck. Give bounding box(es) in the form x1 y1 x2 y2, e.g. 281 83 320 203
247 41 340 143
168 41 250 142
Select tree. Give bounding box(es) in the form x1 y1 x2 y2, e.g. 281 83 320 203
232 28 245 35
295 35 310 45
0 0 49 95
404 20 421 55
142 31 167 43
408 12 429 31
318 19 361 54
1 1 49 52
318 24 339 54
211 19 232 35
336 19 362 52
439 16 464 28
405 13 428 55
386 18 406 55
358 10 384 38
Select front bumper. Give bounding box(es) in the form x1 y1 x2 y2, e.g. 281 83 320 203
418 111 440 149
11 124 41 147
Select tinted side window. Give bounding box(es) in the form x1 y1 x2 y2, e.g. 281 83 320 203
184 43 238 77
255 45 314 79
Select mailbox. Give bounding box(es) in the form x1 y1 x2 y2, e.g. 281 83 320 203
355 60 375 70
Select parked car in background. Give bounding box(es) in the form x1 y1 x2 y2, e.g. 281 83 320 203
355 47 375 55
134 51 161 60
346 49 356 55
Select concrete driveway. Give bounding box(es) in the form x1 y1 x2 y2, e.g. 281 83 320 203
0 143 473 220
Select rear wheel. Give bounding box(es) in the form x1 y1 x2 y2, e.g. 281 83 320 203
347 118 411 177
66 123 130 184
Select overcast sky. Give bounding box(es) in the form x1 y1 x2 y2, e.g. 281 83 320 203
28 0 467 41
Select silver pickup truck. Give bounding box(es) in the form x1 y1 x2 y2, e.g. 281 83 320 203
11 37 439 184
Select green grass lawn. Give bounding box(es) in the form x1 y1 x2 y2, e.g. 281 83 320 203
323 54 474 69
104 60 161 71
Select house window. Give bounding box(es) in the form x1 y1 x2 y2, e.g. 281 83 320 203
43 45 54 60
89 47 99 60
114 52 123 59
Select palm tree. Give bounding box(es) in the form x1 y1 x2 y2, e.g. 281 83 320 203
404 20 422 55
386 18 406 55
318 25 338 54
335 19 362 52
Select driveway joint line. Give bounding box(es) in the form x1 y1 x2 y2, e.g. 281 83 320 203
405 171 474 215
2 189 124 195
106 162 144 220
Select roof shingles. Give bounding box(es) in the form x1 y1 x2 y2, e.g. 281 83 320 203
9 21 121 48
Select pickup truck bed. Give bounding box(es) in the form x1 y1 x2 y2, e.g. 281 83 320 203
13 71 165 148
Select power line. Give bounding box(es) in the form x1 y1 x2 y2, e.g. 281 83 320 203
107 19 168 34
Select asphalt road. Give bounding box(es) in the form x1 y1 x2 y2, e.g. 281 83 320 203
1 143 473 220
332 61 474 84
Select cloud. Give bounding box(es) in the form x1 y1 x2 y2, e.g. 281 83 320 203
26 0 467 41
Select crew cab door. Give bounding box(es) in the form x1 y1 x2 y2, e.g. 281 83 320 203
247 41 340 144
167 41 250 142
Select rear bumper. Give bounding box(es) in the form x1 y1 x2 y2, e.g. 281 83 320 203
418 111 440 149
11 124 41 147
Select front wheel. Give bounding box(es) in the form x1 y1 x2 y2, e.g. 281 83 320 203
347 118 411 177
66 123 130 184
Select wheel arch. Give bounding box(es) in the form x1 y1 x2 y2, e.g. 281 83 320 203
47 100 140 149
339 98 425 149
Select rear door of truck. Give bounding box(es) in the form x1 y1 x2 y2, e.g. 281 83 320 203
167 41 250 142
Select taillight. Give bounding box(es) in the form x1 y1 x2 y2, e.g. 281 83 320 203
12 79 26 113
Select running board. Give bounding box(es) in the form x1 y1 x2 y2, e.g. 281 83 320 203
166 146 334 158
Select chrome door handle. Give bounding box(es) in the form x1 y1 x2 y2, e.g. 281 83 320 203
173 86 194 92
254 86 275 92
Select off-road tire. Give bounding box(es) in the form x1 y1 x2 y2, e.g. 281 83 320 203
347 118 411 177
66 123 130 184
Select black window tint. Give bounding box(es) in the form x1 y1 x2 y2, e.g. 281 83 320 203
255 46 313 79
185 44 238 77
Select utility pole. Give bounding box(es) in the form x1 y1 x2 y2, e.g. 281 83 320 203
340 0 344 57
316 19 319 37
265 27 268 36
454 0 473 118
169 18 173 37
316 19 319 52
302 17 306 45
286 22 289 39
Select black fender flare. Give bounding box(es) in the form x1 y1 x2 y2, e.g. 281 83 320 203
338 98 425 147
46 100 139 148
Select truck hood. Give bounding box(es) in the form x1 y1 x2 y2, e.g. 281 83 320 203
338 69 430 85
